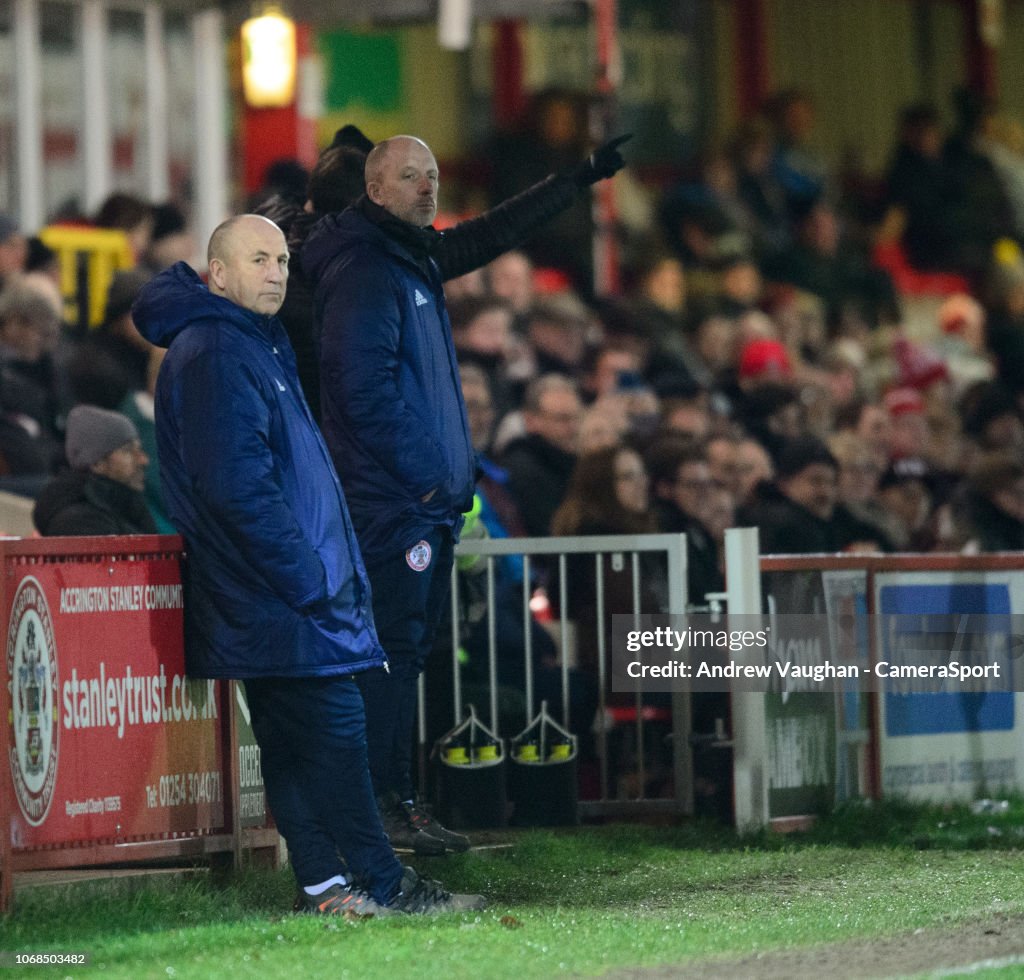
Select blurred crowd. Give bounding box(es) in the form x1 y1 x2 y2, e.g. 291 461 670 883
1 84 1024 592
0 194 194 526
445 84 1024 594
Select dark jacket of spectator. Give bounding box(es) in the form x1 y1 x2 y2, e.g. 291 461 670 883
33 470 156 536
500 432 577 538
743 483 888 553
0 411 51 479
741 482 841 554
0 355 59 434
68 330 150 410
652 498 724 606
885 139 961 272
830 503 896 552
965 494 1024 552
960 455 1024 552
484 89 596 292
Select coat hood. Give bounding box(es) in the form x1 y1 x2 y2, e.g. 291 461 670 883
301 208 386 285
133 261 278 349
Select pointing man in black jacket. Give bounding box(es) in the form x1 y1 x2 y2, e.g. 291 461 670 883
304 132 630 855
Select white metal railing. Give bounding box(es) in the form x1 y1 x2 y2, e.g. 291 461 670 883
417 532 692 815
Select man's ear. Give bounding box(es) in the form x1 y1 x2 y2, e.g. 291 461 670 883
208 257 226 291
366 181 384 206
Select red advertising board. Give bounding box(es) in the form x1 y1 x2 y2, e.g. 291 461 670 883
4 542 225 849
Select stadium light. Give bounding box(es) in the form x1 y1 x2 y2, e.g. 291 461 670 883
241 6 297 108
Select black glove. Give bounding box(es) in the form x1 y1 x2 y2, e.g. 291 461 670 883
573 133 632 187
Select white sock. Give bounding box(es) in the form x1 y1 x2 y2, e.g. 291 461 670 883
303 874 347 896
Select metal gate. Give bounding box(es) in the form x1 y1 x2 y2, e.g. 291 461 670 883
418 532 694 818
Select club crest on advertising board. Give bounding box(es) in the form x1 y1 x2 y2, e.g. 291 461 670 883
7 577 59 826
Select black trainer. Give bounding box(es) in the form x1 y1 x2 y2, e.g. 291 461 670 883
379 795 447 855
387 866 486 915
294 882 395 918
395 798 471 854
379 793 471 855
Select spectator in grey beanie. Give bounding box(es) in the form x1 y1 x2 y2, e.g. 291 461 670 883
33 405 156 536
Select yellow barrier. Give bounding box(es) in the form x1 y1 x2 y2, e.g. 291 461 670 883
38 225 134 330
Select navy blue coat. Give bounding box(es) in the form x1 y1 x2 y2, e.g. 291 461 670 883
303 208 475 565
133 262 385 679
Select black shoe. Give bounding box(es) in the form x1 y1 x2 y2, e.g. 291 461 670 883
387 866 486 915
395 798 471 854
380 795 447 855
294 882 395 918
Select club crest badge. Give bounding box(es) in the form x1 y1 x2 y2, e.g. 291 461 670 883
406 540 432 572
7 576 59 826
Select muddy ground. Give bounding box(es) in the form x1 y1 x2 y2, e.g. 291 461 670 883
605 912 1024 979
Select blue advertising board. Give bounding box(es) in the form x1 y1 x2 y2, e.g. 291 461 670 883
878 583 1014 736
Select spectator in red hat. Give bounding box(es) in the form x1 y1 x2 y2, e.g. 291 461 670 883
737 337 793 389
891 336 953 414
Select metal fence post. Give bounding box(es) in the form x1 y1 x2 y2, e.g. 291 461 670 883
725 527 768 830
665 532 692 815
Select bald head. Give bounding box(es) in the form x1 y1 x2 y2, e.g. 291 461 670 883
365 135 439 228
207 214 288 316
